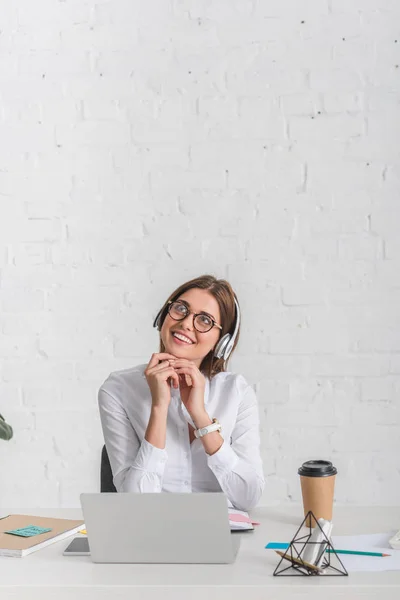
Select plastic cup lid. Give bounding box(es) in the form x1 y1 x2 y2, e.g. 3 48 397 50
298 460 337 477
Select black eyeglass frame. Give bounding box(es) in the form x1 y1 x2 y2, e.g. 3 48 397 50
166 300 223 333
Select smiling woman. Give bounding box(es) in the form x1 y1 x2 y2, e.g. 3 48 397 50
98 274 265 511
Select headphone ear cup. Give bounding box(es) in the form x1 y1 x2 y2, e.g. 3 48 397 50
213 334 231 359
153 308 163 331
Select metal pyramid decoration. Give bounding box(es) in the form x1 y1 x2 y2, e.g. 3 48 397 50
273 511 349 576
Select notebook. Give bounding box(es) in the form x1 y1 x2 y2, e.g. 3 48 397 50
0 514 84 557
228 508 258 531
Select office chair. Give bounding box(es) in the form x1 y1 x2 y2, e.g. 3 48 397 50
100 444 117 493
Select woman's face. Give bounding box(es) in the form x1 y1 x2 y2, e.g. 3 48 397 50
160 288 222 368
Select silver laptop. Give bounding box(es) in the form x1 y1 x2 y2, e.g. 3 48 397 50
80 492 241 564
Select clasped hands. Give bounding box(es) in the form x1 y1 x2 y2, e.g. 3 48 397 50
144 353 208 425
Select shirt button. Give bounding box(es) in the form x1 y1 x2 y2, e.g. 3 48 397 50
184 481 189 486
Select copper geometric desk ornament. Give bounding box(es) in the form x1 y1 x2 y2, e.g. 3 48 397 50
273 511 348 576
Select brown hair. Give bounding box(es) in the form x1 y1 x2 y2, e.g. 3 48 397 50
157 274 240 379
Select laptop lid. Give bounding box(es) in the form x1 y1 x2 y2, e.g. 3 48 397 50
80 492 240 564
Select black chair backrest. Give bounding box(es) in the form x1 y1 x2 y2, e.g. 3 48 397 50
100 445 117 493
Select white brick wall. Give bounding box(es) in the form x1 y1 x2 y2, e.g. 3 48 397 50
0 0 399 508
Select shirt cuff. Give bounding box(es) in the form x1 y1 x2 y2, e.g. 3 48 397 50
206 439 239 474
132 438 168 477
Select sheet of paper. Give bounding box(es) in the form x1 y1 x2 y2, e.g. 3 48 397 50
331 532 400 572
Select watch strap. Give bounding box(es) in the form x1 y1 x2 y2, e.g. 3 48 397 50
194 418 222 439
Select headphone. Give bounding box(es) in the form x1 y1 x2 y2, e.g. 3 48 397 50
153 297 241 361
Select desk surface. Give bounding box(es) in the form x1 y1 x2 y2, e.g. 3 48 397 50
0 505 399 600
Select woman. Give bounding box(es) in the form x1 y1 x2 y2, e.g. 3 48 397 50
98 274 264 511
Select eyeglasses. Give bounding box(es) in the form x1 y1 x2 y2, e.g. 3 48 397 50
167 300 223 333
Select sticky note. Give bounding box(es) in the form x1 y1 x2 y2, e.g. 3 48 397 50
265 542 289 550
5 525 52 537
229 513 260 525
79 529 87 534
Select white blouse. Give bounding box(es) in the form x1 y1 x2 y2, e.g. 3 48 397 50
98 364 265 511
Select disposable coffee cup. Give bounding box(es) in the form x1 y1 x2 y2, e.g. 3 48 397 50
298 460 337 527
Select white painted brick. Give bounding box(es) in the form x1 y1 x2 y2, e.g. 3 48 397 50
307 161 384 193
232 354 311 382
0 245 9 267
280 92 322 116
0 408 35 432
0 384 23 410
270 328 350 355
228 260 302 288
1 265 73 289
351 403 400 427
289 114 365 143
331 40 376 71
74 358 135 384
22 385 62 409
338 234 383 260
0 478 60 508
1 360 74 384
366 90 400 113
331 425 399 453
0 122 56 153
0 288 45 312
114 331 155 359
309 69 364 92
323 92 362 114
201 238 247 262
1 0 399 508
255 380 290 405
1 218 63 245
355 331 400 353
227 60 307 95
298 207 368 234
51 244 90 267
0 313 49 337
55 121 131 148
237 97 286 142
254 0 330 18
261 476 290 504
151 166 225 191
175 0 255 20
271 426 337 455
360 376 400 405
310 355 390 378
282 283 327 306
39 334 114 360
46 286 124 313
0 336 36 359
10 243 52 266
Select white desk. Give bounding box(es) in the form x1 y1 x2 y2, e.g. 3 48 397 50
1 506 399 600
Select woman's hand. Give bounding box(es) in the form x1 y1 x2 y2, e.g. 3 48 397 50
168 358 208 425
144 353 179 409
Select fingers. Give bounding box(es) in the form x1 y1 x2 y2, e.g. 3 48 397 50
150 365 179 388
167 369 180 389
147 352 177 370
177 372 192 387
175 367 196 387
168 375 180 389
147 360 172 375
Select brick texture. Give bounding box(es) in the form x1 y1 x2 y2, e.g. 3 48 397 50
0 0 399 507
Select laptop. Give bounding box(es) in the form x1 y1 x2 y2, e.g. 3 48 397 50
80 492 241 564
